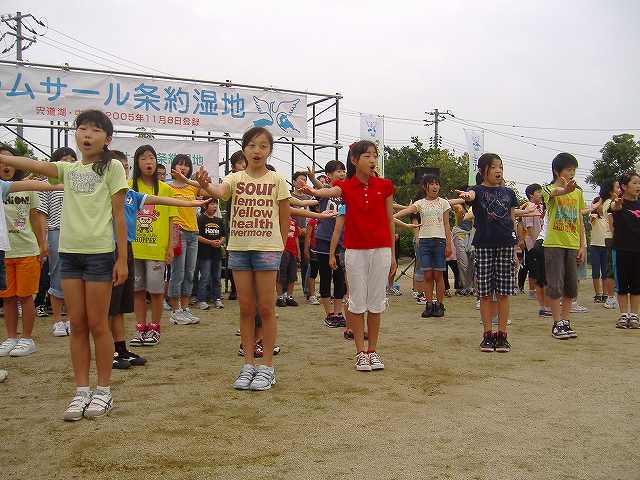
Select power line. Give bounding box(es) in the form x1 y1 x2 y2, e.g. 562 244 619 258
454 116 640 132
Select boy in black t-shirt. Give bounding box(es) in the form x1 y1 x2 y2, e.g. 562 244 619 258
195 202 225 310
610 172 640 329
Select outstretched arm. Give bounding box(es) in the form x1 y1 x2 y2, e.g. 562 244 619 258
290 207 338 220
0 153 58 178
145 195 212 208
290 197 319 207
9 180 63 193
299 184 342 199
194 167 231 199
393 204 418 219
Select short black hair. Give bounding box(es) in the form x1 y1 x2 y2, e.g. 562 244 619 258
171 154 193 178
51 147 77 163
292 171 307 182
230 151 247 168
242 127 274 152
551 153 578 182
525 183 542 199
421 173 440 188
324 160 346 174
110 150 127 162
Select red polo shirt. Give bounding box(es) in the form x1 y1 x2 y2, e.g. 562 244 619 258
335 175 394 249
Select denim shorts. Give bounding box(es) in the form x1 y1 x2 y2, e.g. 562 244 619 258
47 229 63 299
418 238 447 272
60 251 115 283
228 251 282 271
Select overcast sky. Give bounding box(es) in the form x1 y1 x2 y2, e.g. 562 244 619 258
3 0 639 201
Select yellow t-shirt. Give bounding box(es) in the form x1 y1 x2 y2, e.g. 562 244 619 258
170 183 199 232
50 161 128 254
222 170 291 252
130 180 178 261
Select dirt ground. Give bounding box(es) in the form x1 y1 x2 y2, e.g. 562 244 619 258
1 267 639 480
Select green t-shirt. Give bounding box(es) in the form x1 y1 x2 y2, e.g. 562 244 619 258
130 180 177 261
50 160 128 254
4 190 40 259
542 184 584 250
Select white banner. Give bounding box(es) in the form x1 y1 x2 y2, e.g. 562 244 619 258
0 64 307 138
465 129 484 185
109 137 219 182
360 113 385 174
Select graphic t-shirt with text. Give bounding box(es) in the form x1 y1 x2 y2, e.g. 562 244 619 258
222 170 291 252
4 190 40 259
542 185 584 250
197 214 224 259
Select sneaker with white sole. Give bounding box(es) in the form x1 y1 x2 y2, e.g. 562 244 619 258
249 365 276 391
66 320 71 334
0 369 7 382
616 314 629 329
603 297 619 310
0 338 19 356
182 308 200 324
9 338 36 357
570 302 588 313
563 320 577 338
129 324 146 346
142 328 160 346
368 351 385 370
63 390 93 421
52 321 69 337
355 351 372 371
197 301 210 310
170 309 192 325
308 295 321 305
233 364 257 390
628 314 640 329
84 389 113 419
552 321 571 340
214 299 224 309
36 305 49 317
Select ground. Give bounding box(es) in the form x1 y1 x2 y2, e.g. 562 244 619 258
1 269 638 480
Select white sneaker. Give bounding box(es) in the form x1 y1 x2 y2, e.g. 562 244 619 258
182 308 200 324
603 297 619 309
368 351 385 370
170 309 192 325
52 321 69 337
570 302 589 313
197 301 210 310
249 365 276 391
63 390 93 421
9 338 36 357
308 295 320 305
355 352 372 372
0 338 19 356
233 364 257 390
84 389 113 419
214 299 224 309
66 320 71 333
0 369 7 382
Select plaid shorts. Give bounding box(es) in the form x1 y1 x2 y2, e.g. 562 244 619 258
474 246 516 297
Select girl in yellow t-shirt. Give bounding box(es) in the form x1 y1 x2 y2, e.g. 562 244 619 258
197 127 290 392
166 154 203 324
129 145 177 347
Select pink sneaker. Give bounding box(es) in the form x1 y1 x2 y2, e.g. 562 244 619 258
130 323 146 347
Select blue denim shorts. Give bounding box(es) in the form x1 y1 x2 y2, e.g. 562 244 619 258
418 238 447 272
60 252 115 283
228 251 282 271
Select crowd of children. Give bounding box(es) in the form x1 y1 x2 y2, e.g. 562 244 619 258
0 108 637 420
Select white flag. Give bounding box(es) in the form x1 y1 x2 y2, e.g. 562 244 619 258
465 129 484 185
360 114 385 175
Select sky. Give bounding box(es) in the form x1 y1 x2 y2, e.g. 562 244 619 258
2 0 639 201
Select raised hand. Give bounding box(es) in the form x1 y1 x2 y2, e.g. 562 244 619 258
299 185 317 196
194 167 211 189
455 189 473 201
171 169 189 183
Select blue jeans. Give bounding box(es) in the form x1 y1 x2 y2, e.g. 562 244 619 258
196 256 222 301
168 230 199 298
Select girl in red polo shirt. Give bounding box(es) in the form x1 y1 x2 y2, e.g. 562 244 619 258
302 140 396 372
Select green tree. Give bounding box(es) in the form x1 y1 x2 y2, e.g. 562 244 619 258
586 133 640 187
13 138 36 158
384 137 469 206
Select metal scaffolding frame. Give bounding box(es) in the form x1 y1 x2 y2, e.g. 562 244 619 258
0 60 342 177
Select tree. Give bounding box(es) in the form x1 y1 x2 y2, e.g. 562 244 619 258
384 137 469 206
586 133 640 188
13 138 36 158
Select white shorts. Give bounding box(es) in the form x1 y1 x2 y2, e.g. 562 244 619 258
345 248 392 314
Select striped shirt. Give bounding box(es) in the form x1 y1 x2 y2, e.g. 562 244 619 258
36 190 64 230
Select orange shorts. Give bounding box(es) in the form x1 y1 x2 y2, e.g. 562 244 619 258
0 256 41 298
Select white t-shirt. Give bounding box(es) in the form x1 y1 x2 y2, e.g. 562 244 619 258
413 197 451 239
0 180 11 251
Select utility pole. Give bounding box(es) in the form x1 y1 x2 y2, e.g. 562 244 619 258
424 109 454 151
1 11 41 138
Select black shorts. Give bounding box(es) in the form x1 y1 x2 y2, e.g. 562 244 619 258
615 249 640 295
109 242 134 316
278 251 297 285
530 239 546 287
309 256 319 279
